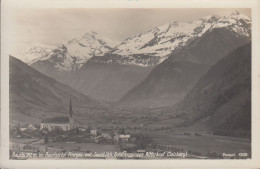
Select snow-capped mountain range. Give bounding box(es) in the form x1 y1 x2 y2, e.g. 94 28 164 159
104 11 251 66
20 31 119 70
19 11 251 70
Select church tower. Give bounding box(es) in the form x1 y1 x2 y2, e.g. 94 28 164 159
69 99 73 117
69 99 74 129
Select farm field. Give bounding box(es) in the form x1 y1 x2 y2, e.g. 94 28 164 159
48 142 119 153
10 139 119 154
148 131 250 155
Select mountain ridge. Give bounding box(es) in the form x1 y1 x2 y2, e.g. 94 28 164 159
119 26 251 107
175 43 251 137
19 11 251 70
104 11 251 67
9 56 106 125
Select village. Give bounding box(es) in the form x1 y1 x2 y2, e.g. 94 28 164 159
10 122 218 159
9 100 155 159
9 100 250 159
10 122 148 157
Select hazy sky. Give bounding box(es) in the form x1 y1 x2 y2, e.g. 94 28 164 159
10 8 251 54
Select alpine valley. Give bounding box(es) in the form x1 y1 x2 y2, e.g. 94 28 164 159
9 10 252 157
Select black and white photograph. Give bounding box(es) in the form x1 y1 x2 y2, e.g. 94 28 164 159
1 0 260 168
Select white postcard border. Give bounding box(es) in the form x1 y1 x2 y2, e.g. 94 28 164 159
1 0 260 168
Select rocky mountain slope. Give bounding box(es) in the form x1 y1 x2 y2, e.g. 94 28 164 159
175 43 251 137
119 26 251 107
9 56 106 125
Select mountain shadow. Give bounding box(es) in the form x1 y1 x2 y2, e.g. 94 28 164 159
175 43 251 137
9 56 106 125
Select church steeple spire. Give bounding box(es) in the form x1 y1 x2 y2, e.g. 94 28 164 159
69 99 73 117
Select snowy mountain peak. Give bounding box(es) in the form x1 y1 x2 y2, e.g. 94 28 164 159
207 15 221 23
108 13 251 67
231 10 240 16
86 31 98 36
20 31 119 70
19 46 52 64
170 21 179 27
67 31 119 48
68 32 102 44
228 11 250 21
57 44 67 51
26 46 47 53
81 31 102 40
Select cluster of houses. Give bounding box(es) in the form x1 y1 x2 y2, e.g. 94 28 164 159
90 128 131 144
38 99 133 144
11 99 134 146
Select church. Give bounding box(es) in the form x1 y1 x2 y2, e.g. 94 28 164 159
40 99 79 131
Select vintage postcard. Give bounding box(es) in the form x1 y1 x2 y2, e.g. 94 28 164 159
1 0 260 168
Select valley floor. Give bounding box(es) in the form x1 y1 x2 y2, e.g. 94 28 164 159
149 131 250 155
9 106 251 159
10 130 250 160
